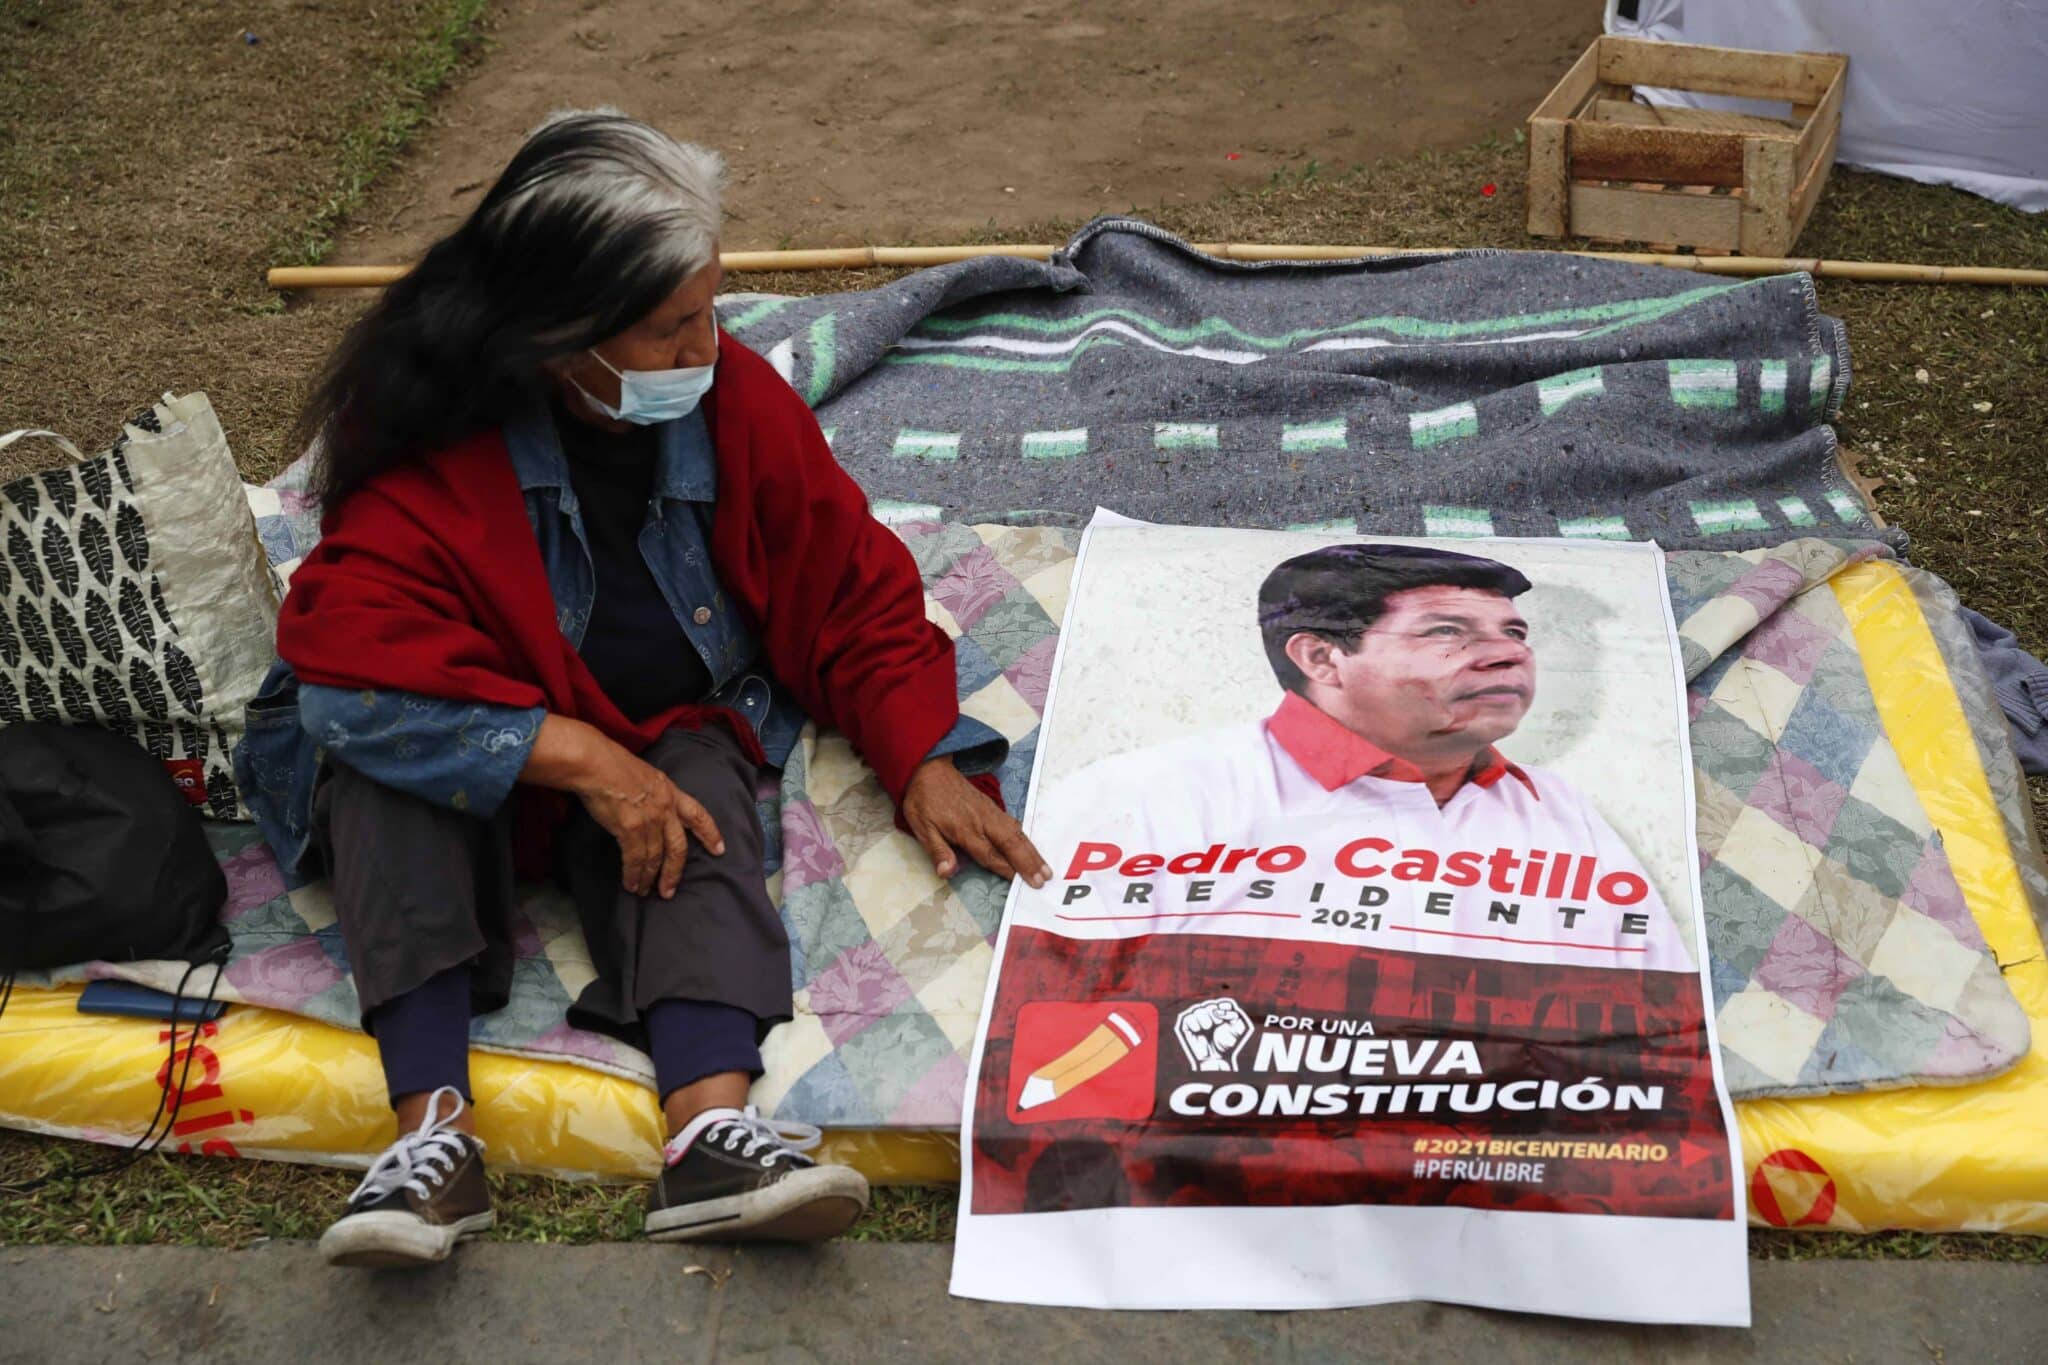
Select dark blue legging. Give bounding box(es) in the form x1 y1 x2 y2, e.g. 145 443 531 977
369 963 761 1106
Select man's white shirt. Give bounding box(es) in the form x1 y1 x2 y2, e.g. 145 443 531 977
1025 716 1696 973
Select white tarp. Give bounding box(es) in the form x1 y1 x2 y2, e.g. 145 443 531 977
1608 0 2048 212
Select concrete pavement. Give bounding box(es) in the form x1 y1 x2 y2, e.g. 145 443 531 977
0 1243 2041 1364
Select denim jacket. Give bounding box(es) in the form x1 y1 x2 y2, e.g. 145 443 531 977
235 399 1003 883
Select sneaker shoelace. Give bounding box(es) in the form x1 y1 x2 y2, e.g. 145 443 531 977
669 1105 821 1169
348 1085 479 1206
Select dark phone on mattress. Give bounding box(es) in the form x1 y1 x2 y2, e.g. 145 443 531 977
75 981 228 1024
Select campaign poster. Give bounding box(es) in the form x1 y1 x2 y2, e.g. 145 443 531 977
952 515 1748 1323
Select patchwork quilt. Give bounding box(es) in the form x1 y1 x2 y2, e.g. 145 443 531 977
43 531 2034 1120
1668 542 2032 1095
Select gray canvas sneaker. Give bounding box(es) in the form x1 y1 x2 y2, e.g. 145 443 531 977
645 1105 869 1242
319 1086 495 1267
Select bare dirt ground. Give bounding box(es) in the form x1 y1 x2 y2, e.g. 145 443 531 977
2 0 1598 484
338 0 1597 264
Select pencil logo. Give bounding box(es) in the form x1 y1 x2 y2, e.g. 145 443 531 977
1017 1011 1144 1110
1007 1001 1160 1123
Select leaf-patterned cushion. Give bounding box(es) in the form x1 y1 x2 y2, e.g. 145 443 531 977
0 394 278 819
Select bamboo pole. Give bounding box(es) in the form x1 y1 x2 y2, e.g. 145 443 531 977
270 264 414 288
265 244 2048 290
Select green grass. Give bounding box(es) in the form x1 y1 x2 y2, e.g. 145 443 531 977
1751 1230 2048 1263
270 0 493 269
4 1129 2043 1258
0 1131 957 1246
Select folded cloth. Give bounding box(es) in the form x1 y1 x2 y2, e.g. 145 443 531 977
1962 607 2048 776
277 331 979 867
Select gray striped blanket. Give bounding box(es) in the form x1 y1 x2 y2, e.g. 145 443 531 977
718 217 1882 550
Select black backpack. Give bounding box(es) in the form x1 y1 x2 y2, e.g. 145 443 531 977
0 722 229 972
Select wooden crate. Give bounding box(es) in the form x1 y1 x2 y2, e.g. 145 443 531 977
1526 36 1847 256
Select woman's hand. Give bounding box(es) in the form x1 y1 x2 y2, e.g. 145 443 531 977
523 716 723 898
901 756 1051 888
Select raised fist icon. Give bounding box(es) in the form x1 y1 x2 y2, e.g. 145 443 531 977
1174 997 1253 1072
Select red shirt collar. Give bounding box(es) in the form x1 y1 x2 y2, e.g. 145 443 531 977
1263 691 1536 798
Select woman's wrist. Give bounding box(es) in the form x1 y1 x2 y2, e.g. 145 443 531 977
521 714 612 795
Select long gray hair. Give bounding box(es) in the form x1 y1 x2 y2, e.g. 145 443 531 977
299 108 725 508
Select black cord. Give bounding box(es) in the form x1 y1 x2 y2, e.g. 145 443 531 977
1 946 231 1195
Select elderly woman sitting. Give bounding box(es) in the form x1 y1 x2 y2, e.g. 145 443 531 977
238 110 1048 1268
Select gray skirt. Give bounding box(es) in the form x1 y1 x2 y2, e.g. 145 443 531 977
312 723 792 1045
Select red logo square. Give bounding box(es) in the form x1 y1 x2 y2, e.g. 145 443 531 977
164 758 208 806
1006 1000 1158 1124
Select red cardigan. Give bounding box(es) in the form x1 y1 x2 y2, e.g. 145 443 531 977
279 331 969 815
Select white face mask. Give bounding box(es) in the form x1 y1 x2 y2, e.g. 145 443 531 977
572 337 718 425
